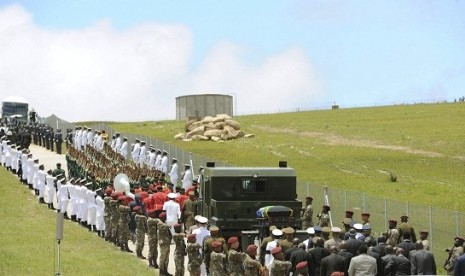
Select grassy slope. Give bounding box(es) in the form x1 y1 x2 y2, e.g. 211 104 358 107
0 169 154 276
109 103 465 211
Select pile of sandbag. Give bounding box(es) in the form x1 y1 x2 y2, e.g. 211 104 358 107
174 114 255 142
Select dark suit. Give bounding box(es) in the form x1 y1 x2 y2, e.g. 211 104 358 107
320 252 345 276
338 249 353 276
454 254 465 276
381 254 396 276
310 246 329 276
411 249 437 275
368 250 383 276
386 255 411 275
397 239 416 258
372 242 387 257
290 248 312 274
346 237 365 255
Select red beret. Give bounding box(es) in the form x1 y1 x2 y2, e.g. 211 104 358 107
174 223 183 228
147 210 157 218
118 196 127 202
158 212 166 218
133 206 141 212
296 261 307 270
246 244 258 254
212 241 222 248
105 188 113 196
271 247 282 255
187 234 196 241
330 272 345 276
228 236 238 244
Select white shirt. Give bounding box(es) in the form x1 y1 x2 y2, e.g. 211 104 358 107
193 226 211 247
182 169 193 190
161 155 169 174
162 199 181 223
169 163 179 183
120 141 128 158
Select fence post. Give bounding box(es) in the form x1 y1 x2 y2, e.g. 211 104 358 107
429 206 433 251
384 198 388 231
456 211 459 237
363 193 366 211
344 190 347 212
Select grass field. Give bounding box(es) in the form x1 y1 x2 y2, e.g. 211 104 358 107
109 102 465 211
0 169 155 276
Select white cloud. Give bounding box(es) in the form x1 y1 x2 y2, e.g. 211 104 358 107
0 4 323 122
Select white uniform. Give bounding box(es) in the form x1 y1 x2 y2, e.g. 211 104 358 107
193 226 211 247
21 152 28 182
78 185 88 222
264 239 279 267
37 169 47 198
131 142 141 163
95 195 105 231
81 129 88 149
86 189 97 227
86 131 94 146
57 181 71 214
69 184 79 217
161 155 169 174
169 162 179 186
138 145 147 166
182 169 193 190
45 174 56 204
148 151 156 169
115 136 122 153
120 141 128 159
155 153 162 170
11 147 18 172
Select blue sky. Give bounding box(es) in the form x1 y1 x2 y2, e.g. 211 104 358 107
0 1 464 121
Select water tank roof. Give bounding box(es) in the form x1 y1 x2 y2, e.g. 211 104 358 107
176 93 232 99
2 96 28 104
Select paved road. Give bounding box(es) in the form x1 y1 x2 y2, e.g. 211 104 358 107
28 144 187 275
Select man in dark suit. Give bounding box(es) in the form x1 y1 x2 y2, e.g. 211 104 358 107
381 245 396 276
385 248 411 275
320 246 345 276
410 241 437 275
345 229 365 256
372 235 387 257
397 231 416 258
290 243 312 275
338 241 353 276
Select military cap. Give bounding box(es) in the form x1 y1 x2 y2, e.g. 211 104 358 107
168 193 177 199
209 226 219 232
105 188 113 196
173 223 183 228
133 206 141 212
321 226 331 233
313 225 322 232
172 158 177 162
305 196 313 200
33 159 39 162
361 212 370 217
271 229 283 236
456 236 464 241
184 163 191 167
147 210 157 218
419 229 428 234
118 196 127 202
187 234 196 242
283 227 295 234
163 150 168 154
158 212 166 218
123 137 128 140
228 236 238 244
362 224 371 231
400 215 409 218
95 188 102 194
306 227 315 234
135 138 140 142
271 247 282 255
296 261 308 270
212 241 222 248
354 223 363 230
80 179 87 183
194 215 202 222
323 204 330 210
246 244 258 254
141 141 146 144
85 183 93 188
197 216 208 224
269 225 277 231
348 229 356 236
331 227 342 233
388 218 397 223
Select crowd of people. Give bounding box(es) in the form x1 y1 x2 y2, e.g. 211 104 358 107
4 122 465 275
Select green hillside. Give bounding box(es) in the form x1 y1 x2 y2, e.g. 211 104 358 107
109 103 465 211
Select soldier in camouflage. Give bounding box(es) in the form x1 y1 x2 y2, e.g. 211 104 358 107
109 193 120 245
186 234 202 276
301 196 314 229
317 205 331 227
147 210 160 269
182 191 197 230
210 240 227 276
118 196 132 253
244 244 266 276
158 212 172 276
134 206 147 259
278 227 295 253
269 246 291 276
173 224 186 276
226 236 247 275
203 226 227 274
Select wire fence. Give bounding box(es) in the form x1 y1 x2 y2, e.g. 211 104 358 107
40 114 460 268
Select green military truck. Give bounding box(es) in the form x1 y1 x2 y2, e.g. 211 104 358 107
198 161 303 242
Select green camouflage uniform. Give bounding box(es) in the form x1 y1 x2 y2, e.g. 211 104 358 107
186 243 202 276
173 233 187 276
244 254 262 276
135 213 147 256
269 259 292 276
118 205 130 245
204 236 227 273
147 217 160 265
158 221 172 274
103 196 112 240
227 249 247 275
209 251 227 276
301 204 314 229
109 200 119 242
183 199 197 229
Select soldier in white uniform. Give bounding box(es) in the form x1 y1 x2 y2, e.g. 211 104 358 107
138 141 147 167
154 149 162 170
163 193 181 235
147 146 156 169
182 164 193 190
20 149 28 184
69 179 80 221
81 127 88 149
120 137 128 159
131 139 141 164
161 150 169 174
114 133 122 153
57 177 71 219
86 184 97 231
169 158 179 187
45 170 57 209
95 190 105 237
37 165 47 204
86 128 94 146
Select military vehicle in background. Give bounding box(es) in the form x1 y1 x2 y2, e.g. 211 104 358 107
197 161 303 246
1 96 30 124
